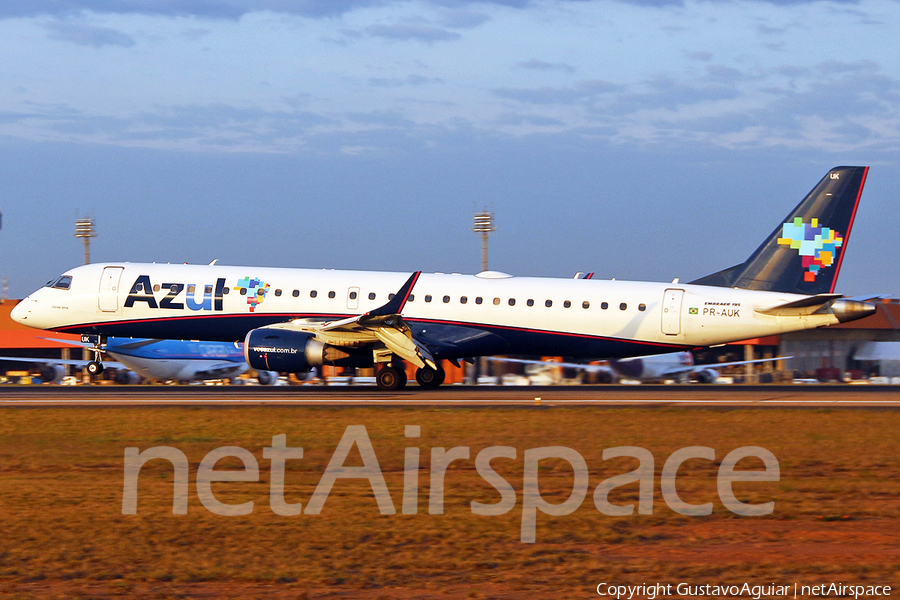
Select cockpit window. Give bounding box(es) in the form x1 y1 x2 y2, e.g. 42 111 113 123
44 276 72 290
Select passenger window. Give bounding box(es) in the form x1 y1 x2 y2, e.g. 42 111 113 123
425 295 432 303
223 287 230 295
153 284 161 292
601 302 608 310
639 303 646 311
408 294 415 302
389 293 395 300
310 290 318 298
350 291 357 300
257 288 265 297
187 285 195 294
527 299 534 307
328 291 336 299
563 300 571 308
460 296 468 304
508 298 516 306
275 289 282 297
443 295 450 303
369 292 376 300
292 290 299 297
493 298 501 306
545 300 552 308
620 303 627 310
475 297 483 305
240 288 247 296
582 301 590 309
205 285 213 294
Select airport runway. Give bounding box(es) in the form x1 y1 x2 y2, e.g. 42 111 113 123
3 384 900 407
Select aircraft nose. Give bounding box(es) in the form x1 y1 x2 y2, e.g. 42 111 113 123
9 298 32 325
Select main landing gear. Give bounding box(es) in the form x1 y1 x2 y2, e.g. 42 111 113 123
376 364 407 391
415 364 445 388
376 363 446 391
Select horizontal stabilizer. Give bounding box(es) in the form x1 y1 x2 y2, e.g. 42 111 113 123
757 294 875 323
756 294 843 316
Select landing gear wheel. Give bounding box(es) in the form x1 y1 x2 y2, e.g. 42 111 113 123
415 365 445 388
87 361 104 376
377 366 407 391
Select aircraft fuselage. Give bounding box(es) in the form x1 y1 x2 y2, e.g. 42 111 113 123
11 262 871 361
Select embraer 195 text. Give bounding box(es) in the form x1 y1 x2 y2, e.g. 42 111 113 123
12 167 875 390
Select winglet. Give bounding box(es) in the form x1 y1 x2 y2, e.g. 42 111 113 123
366 271 421 318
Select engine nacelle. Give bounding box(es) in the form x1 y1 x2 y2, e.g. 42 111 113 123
114 370 142 385
255 370 280 386
244 328 371 373
39 364 66 384
696 368 720 384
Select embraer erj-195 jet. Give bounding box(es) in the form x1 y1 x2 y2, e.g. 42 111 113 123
12 167 875 390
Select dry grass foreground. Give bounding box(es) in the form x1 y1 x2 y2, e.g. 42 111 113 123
0 406 898 599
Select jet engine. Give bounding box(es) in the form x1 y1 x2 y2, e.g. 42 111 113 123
39 364 66 384
255 370 280 386
695 368 720 384
114 370 142 385
244 328 370 374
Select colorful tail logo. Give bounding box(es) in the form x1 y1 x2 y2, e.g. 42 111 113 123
777 218 843 282
235 277 270 312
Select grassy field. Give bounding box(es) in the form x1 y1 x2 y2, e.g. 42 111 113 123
1 405 898 599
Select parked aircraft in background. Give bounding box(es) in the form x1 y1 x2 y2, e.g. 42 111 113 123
0 337 279 384
11 167 875 390
489 352 791 384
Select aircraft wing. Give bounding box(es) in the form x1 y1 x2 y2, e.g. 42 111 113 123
190 362 249 380
263 271 437 370
0 355 127 370
658 355 793 378
488 356 613 375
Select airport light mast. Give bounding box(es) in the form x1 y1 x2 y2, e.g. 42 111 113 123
473 211 495 272
75 216 96 265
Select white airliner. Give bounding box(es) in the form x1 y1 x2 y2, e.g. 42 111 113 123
12 167 875 390
0 337 279 384
489 352 791 384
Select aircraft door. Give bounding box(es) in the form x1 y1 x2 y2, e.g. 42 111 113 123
99 266 124 312
347 287 360 311
661 288 684 335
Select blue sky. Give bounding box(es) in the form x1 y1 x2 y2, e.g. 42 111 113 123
1 0 898 299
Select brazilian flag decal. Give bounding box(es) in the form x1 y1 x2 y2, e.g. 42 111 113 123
689 307 699 315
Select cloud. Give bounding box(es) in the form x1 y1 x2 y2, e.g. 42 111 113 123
493 80 621 105
368 74 444 87
517 59 576 74
365 22 462 42
44 20 136 46
495 112 566 127
0 0 874 21
0 1 384 19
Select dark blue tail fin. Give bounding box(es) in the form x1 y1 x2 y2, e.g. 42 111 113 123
690 166 868 295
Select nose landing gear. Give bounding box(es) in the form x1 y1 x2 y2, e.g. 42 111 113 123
82 334 106 376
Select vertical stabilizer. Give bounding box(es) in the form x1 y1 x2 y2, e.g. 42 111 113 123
690 166 868 294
